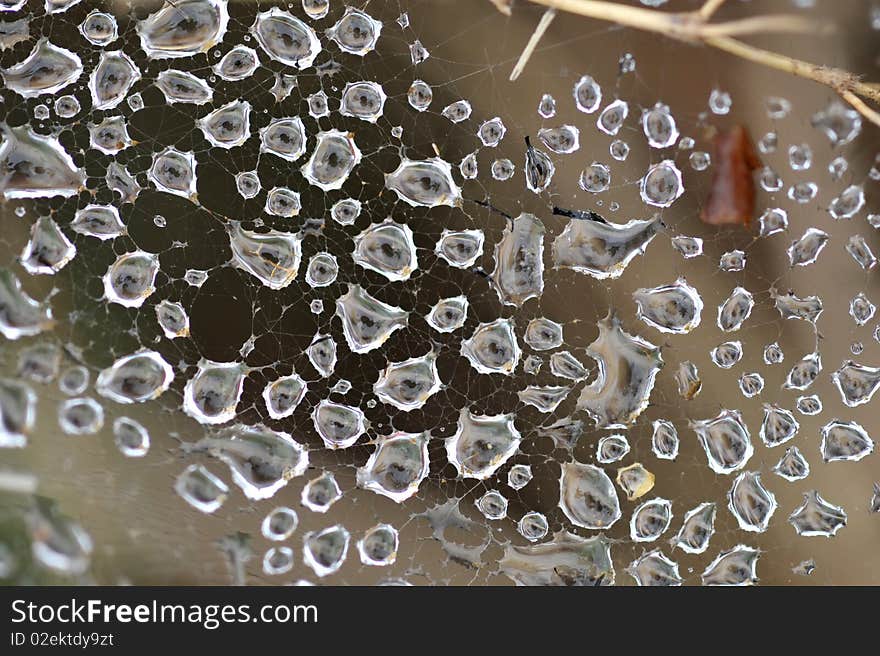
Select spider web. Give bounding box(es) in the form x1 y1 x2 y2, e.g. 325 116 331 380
0 0 878 586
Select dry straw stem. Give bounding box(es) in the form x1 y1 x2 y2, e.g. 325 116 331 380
503 0 880 127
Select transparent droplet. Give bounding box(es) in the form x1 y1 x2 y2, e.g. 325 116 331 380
155 69 213 105
357 524 398 566
425 295 468 333
850 292 876 325
307 333 337 378
772 289 823 323
558 460 621 529
719 249 746 272
789 490 847 537
651 419 679 460
728 471 777 533
102 251 160 308
263 546 294 575
508 464 533 490
260 117 306 162
672 502 715 554
573 75 601 113
766 96 791 119
138 0 229 58
553 215 659 279
708 88 731 114
113 417 150 457
828 155 848 181
689 151 711 171
597 99 628 136
0 126 85 199
537 93 556 118
213 45 259 81
820 419 873 462
1 38 82 98
54 94 81 118
642 103 679 148
88 116 132 155
27 499 92 575
228 222 302 290
303 525 349 577
674 360 702 400
89 50 140 110
523 317 563 351
327 6 381 55
579 162 610 193
189 424 308 499
738 372 764 398
183 360 247 425
759 166 783 192
336 285 408 353
537 125 579 154
0 379 36 447
784 352 822 391
670 235 703 259
175 464 228 514
263 373 306 420
302 472 342 513
441 99 472 123
148 147 198 199
630 497 673 542
627 550 681 586
710 340 743 369
199 99 251 149
832 361 880 407
829 184 865 219
330 198 361 226
184 269 208 287
491 212 545 306
517 512 549 542
312 399 366 449
446 408 521 480
340 80 386 123
640 160 683 207
773 445 810 481
96 350 174 404
609 139 629 161
269 72 297 102
616 462 655 501
846 234 877 270
787 181 818 203
251 7 320 68
759 207 788 236
478 117 506 147
633 278 702 334
596 434 630 463
461 318 520 375
690 409 753 474
357 431 430 501
758 131 777 154
374 351 441 411
301 129 361 191
811 100 861 146
58 397 104 435
491 158 515 180
17 343 60 384
353 220 417 282
701 545 759 586
788 143 812 170
716 287 754 332
407 79 432 111
20 216 75 275
262 506 298 541
796 394 823 415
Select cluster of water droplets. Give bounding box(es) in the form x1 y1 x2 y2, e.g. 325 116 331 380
1 0 879 586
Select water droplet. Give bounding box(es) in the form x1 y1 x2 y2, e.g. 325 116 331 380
113 417 150 457
596 434 630 463
327 6 381 56
20 216 75 275
96 350 174 404
303 525 349 577
674 360 702 399
0 125 85 199
177 464 228 513
642 103 679 148
711 340 743 369
156 69 213 105
89 50 140 110
671 235 703 258
228 222 302 290
2 38 82 99
214 45 259 81
829 184 865 219
716 286 754 332
250 7 321 69
783 352 822 391
597 99 628 136
846 234 877 270
260 117 306 162
461 317 520 375
28 499 92 575
701 545 759 586
651 420 679 460
58 397 104 435
672 502 715 554
759 207 788 236
374 351 441 411
353 219 417 282
633 278 702 334
573 75 601 113
719 249 745 272
738 372 764 398
149 147 198 199
630 497 673 542
301 129 361 191
357 524 398 566
407 79 432 111
789 490 846 537
640 160 684 207
357 431 430 502
183 360 246 425
627 549 681 586
537 93 556 118
820 419 873 462
508 464 533 490
425 295 468 333
102 251 160 308
579 162 610 193
446 408 521 479
773 445 810 481
312 399 366 449
340 81 387 122
262 506 298 541
537 125 579 154
690 409 753 474
552 215 660 279
302 471 342 513
796 394 822 415
811 100 861 146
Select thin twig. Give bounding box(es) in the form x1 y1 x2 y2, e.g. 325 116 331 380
504 0 879 127
510 7 557 81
